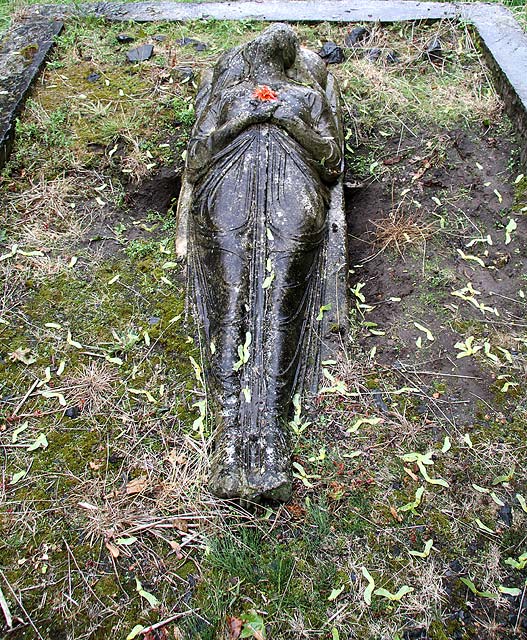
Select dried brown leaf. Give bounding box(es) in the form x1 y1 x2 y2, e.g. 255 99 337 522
125 476 148 495
105 541 120 558
227 616 242 640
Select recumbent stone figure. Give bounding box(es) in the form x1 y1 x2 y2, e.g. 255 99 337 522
177 24 345 501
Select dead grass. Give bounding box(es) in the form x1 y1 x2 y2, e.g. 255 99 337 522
6 174 92 247
369 204 438 258
61 361 119 414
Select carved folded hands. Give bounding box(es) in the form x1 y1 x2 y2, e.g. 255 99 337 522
187 87 342 184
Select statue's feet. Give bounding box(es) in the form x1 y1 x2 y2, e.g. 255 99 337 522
243 430 292 502
209 428 243 499
209 427 292 502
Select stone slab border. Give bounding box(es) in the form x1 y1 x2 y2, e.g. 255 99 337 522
0 18 63 168
2 0 527 170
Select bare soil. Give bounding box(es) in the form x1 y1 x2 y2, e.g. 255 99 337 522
346 124 525 423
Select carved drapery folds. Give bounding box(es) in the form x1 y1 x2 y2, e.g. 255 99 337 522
177 24 345 501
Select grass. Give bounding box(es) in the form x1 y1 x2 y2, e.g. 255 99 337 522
1 14 527 640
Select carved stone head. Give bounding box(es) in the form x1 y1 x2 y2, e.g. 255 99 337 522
243 23 299 73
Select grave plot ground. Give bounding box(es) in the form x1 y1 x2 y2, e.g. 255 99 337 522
1 16 526 640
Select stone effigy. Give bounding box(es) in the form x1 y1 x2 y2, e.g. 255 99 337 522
177 23 345 501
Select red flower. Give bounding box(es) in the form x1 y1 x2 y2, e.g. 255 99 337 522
252 85 278 101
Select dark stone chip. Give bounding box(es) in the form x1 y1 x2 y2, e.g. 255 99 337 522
65 406 81 419
86 72 100 82
386 49 400 64
175 36 198 46
175 37 208 51
403 628 427 640
317 42 345 64
344 26 369 47
127 44 154 63
117 33 135 44
372 389 389 412
153 34 166 42
498 503 513 527
365 47 382 62
173 66 195 82
425 38 442 61
448 559 464 575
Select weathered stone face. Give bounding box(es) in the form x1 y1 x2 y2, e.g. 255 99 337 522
178 23 345 501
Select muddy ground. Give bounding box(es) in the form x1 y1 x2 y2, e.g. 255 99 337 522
346 126 526 421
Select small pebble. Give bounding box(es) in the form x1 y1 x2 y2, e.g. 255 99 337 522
317 42 345 64
386 50 400 64
175 37 208 51
365 47 382 62
344 26 369 47
65 406 80 419
498 503 513 527
173 66 194 82
425 38 442 62
86 72 100 82
117 33 135 44
127 44 154 63
175 37 197 46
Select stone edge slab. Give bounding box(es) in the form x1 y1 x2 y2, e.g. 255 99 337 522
29 0 461 22
466 4 527 166
0 18 63 169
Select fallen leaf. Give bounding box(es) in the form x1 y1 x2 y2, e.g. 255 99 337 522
460 577 497 599
105 541 120 558
27 433 48 451
374 585 414 600
40 390 67 406
362 567 375 605
8 348 36 365
409 539 434 558
516 493 527 513
328 585 345 601
78 501 98 510
167 449 186 465
125 476 148 495
126 624 144 640
475 518 496 535
227 616 243 640
10 469 27 485
168 541 183 559
383 155 402 166
404 467 420 482
67 330 83 349
400 486 425 512
172 519 189 534
12 421 29 443
0 582 13 628
135 578 160 607
390 505 402 522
